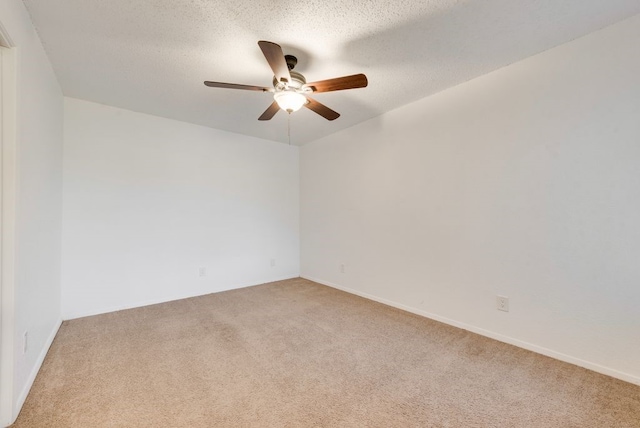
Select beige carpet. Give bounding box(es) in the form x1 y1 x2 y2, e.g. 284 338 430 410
13 278 640 427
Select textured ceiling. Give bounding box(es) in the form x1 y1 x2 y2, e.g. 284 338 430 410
22 0 640 145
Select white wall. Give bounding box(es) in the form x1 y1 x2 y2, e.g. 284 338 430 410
0 0 64 425
62 98 299 319
301 14 640 384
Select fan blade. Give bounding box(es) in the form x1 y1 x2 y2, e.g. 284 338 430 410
258 101 280 121
305 97 340 121
204 81 272 92
303 74 368 93
258 41 291 84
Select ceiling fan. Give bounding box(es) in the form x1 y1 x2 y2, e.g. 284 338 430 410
204 41 368 121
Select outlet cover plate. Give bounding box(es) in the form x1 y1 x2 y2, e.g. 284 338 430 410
497 296 509 312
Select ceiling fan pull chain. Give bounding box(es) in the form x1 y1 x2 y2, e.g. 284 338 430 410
288 112 291 145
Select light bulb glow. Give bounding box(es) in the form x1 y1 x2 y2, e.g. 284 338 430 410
274 91 307 113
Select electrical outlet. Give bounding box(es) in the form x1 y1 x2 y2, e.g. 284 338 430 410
198 267 206 277
497 296 509 312
23 331 28 354
340 264 345 273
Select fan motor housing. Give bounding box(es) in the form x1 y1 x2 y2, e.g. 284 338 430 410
273 70 306 90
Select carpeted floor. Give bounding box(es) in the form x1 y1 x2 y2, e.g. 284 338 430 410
12 278 640 427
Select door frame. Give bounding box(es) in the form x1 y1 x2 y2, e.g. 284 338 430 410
0 19 17 427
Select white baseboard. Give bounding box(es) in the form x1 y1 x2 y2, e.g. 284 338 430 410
63 275 300 320
301 275 640 387
12 318 62 424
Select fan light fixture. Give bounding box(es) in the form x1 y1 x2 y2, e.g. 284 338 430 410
274 90 307 113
